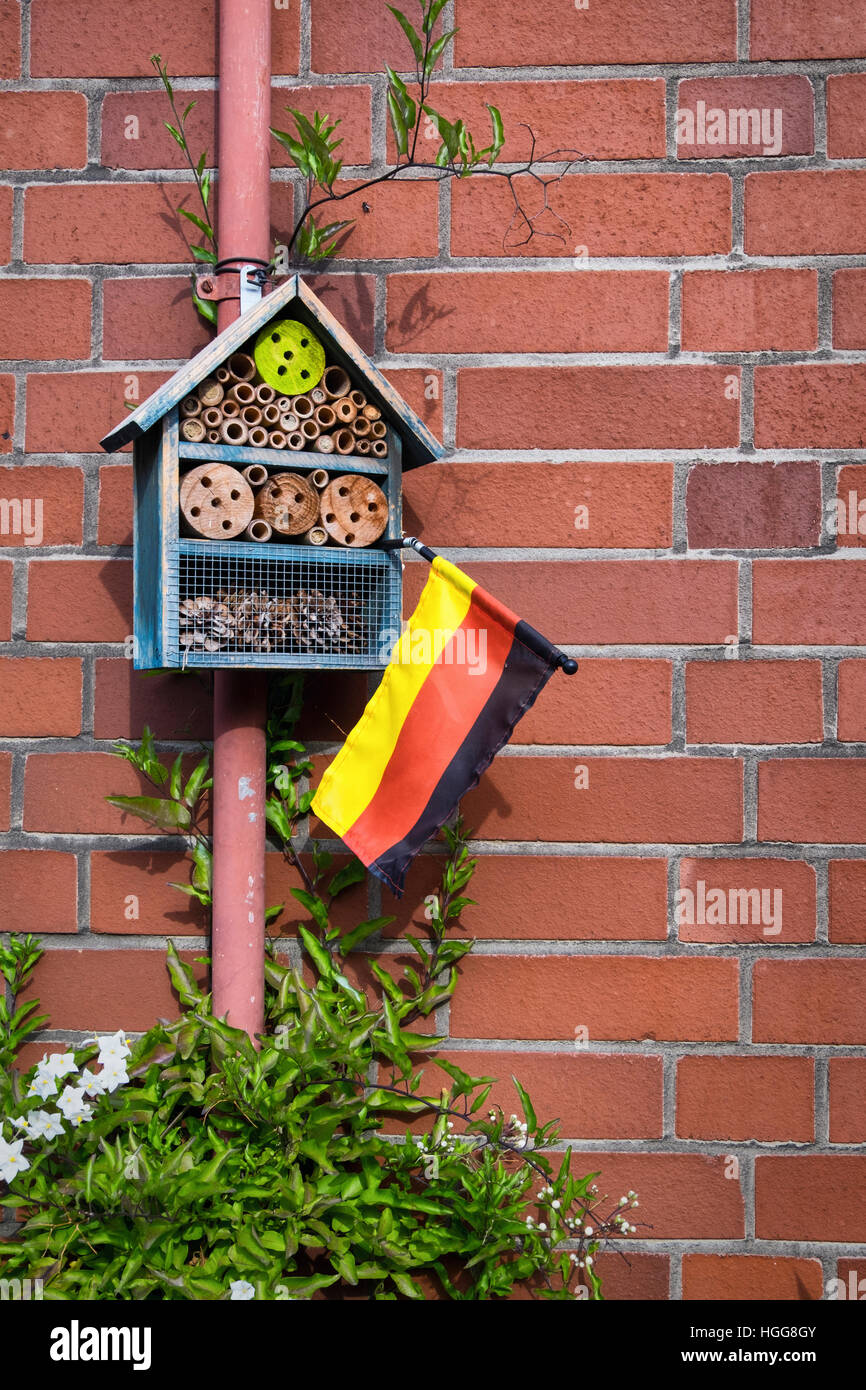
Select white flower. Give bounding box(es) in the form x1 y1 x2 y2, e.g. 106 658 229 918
229 1280 256 1301
39 1052 77 1080
585 1255 593 1267
631 1199 639 1208
584 1225 593 1236
78 1068 107 1098
96 1031 131 1064
57 1084 90 1120
68 1104 93 1128
619 1195 628 1206
551 1199 561 1210
0 1138 30 1183
11 1115 32 1134
628 1190 636 1199
27 1070 58 1100
36 1111 65 1140
537 1222 547 1232
98 1060 129 1095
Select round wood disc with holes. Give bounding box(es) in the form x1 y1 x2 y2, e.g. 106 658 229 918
179 463 254 540
253 471 319 536
319 474 388 548
253 319 325 393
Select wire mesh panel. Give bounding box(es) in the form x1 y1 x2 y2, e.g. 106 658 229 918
165 539 402 669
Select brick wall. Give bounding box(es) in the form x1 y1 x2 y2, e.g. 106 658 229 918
2 0 866 1300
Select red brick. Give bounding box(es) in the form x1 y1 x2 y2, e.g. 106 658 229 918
827 75 866 157
0 2 20 79
404 462 673 550
678 857 816 943
751 0 866 60
97 464 131 545
452 0 737 65
404 557 736 647
0 751 10 830
386 79 665 163
293 669 370 744
677 76 813 159
102 278 212 363
24 183 218 265
746 172 866 255
24 751 200 835
834 270 866 349
452 173 731 259
687 460 821 551
451 955 738 1042
830 1059 866 1143
519 658 671 745
0 278 92 361
0 92 88 171
0 372 14 449
390 855 669 942
686 661 823 746
93 659 211 741
17 948 208 1032
311 0 417 73
89 850 364 938
388 271 668 355
753 559 866 645
565 1152 744 1239
682 1254 823 1301
829 860 866 943
584 1253 669 1301
0 465 84 546
753 959 866 1044
0 850 77 934
681 270 817 352
838 661 866 739
382 367 442 442
458 367 739 451
26 371 169 454
0 559 11 638
272 178 438 262
759 760 866 844
677 1056 813 1142
102 85 371 170
0 187 11 266
0 657 82 736
31 0 298 77
417 1051 663 1139
27 559 132 642
756 1157 866 1241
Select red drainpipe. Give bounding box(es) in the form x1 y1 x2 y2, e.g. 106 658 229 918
211 0 272 1037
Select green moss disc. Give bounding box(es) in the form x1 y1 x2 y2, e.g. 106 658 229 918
253 319 326 393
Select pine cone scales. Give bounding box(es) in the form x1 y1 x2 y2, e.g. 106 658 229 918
179 587 360 654
178 596 235 652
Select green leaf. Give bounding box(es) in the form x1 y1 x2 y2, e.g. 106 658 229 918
513 1076 536 1133
298 926 332 978
486 103 504 165
166 942 202 1007
183 753 211 808
191 284 217 325
424 29 457 74
387 5 424 63
106 795 191 832
328 860 366 898
180 207 215 240
168 752 184 801
338 915 393 955
387 89 409 156
291 888 329 934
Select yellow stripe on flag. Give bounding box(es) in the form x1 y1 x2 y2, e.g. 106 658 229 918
312 556 476 837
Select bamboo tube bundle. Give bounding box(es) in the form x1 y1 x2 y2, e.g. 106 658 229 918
314 404 336 432
245 518 272 543
355 438 371 455
333 397 357 425
248 425 268 448
221 397 241 418
310 469 329 489
207 429 221 443
370 419 387 439
268 430 287 450
228 381 256 407
279 411 299 432
180 416 207 443
362 402 381 422
220 418 249 446
314 433 336 455
253 471 319 536
334 428 355 455
180 462 254 540
196 377 224 407
277 396 292 412
181 394 202 417
242 463 268 488
292 394 314 419
371 439 388 457
301 418 320 443
310 385 328 406
255 383 276 405
227 352 256 382
286 431 305 450
348 389 365 412
215 366 233 386
262 403 281 427
202 406 223 431
322 365 351 400
352 415 371 439
319 473 388 547
241 404 263 428
304 526 328 546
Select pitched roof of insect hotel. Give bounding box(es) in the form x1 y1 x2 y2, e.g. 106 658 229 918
99 274 446 471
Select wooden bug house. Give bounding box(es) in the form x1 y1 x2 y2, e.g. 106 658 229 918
100 276 445 670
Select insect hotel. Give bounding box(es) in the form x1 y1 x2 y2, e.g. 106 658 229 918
100 276 445 669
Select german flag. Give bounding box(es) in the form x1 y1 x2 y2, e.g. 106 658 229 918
312 555 563 897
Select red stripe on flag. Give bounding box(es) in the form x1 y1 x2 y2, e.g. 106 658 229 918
344 596 515 867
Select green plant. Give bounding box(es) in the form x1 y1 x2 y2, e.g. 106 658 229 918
0 685 640 1301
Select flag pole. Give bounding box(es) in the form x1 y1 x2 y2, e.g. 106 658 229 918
382 536 579 676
